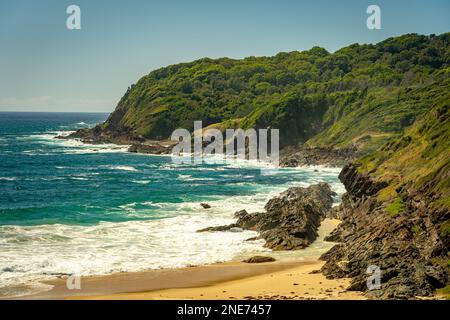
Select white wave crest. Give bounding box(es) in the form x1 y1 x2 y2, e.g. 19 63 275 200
106 165 138 172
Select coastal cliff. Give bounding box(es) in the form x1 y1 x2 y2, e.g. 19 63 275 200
66 33 450 167
321 102 450 299
64 33 449 299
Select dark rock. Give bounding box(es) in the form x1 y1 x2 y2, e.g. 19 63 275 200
253 183 336 250
243 256 276 263
61 125 143 145
309 269 321 274
280 146 357 167
200 203 211 209
234 210 249 218
199 183 336 250
235 211 261 230
319 163 449 299
128 142 172 155
338 163 388 198
57 125 177 156
323 228 342 242
196 224 239 232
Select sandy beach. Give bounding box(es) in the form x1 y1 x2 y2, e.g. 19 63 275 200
73 260 364 300
10 218 365 300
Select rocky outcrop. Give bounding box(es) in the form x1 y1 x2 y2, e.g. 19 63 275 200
320 164 449 299
60 125 358 164
197 224 240 232
280 146 357 168
199 183 336 250
59 125 143 145
337 163 388 198
243 256 276 263
57 126 177 155
128 142 173 154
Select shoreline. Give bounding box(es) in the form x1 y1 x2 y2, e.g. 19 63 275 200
69 260 365 300
14 259 365 301
1 131 355 300
9 219 366 300
61 126 356 168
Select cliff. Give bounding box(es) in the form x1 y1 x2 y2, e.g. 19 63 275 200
68 33 450 163
321 102 450 299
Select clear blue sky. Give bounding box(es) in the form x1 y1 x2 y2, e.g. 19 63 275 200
0 0 449 112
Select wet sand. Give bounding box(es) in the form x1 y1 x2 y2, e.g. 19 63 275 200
19 260 309 299
11 218 364 300
71 260 364 300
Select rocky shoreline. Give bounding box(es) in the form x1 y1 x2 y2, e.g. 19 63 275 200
58 127 177 155
199 166 448 299
320 164 448 299
198 183 336 250
57 128 448 299
279 145 358 168
59 127 356 167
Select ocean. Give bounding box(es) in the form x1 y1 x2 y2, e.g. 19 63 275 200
0 112 345 297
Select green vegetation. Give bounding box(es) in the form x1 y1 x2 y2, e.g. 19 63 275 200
103 33 450 151
436 285 450 300
411 224 423 237
100 32 449 216
386 197 407 217
441 220 450 240
357 99 449 210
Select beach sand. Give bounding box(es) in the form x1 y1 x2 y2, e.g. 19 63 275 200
14 218 364 300
73 260 364 300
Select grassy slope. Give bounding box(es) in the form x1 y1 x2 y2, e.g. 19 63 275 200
351 86 450 293
307 76 450 154
357 94 449 210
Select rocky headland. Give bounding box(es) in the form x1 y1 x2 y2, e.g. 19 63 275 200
56 33 449 299
320 164 449 299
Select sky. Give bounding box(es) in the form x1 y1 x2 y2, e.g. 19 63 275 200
0 0 449 112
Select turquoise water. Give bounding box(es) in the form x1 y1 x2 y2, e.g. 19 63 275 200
0 112 344 296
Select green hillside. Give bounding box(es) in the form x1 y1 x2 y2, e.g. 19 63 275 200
358 97 449 210
101 33 449 152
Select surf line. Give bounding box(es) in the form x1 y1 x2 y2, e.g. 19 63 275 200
170 120 279 168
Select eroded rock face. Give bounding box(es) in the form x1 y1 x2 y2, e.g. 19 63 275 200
280 146 357 167
320 164 449 299
199 183 336 251
251 183 336 250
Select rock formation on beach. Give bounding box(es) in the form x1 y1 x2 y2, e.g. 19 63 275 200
199 183 336 250
243 256 276 263
321 165 448 299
